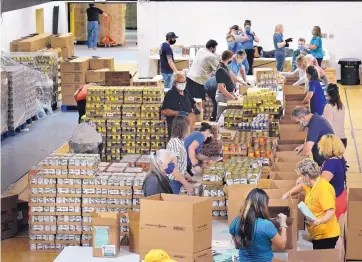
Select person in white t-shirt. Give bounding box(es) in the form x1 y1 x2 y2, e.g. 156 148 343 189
186 40 219 101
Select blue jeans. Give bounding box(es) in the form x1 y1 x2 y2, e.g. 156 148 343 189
88 21 99 49
170 180 182 195
162 73 174 90
275 51 286 72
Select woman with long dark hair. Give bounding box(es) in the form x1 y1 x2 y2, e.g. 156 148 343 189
301 65 327 115
323 84 346 148
308 26 324 66
229 188 287 261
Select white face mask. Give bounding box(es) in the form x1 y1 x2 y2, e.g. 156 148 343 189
176 82 186 91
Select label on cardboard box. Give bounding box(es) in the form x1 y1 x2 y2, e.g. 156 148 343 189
102 245 116 257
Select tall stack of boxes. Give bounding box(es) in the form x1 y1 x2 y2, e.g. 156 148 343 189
50 33 75 59
86 57 115 85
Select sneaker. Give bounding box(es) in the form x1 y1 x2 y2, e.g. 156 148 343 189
93 48 97 50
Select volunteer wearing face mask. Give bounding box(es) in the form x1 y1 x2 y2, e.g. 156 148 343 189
242 20 260 75
215 50 238 121
273 24 292 72
228 50 248 85
186 39 219 101
161 74 199 138
292 38 310 71
301 66 327 115
143 149 175 197
292 106 334 166
227 25 248 43
226 35 250 76
306 54 328 87
283 159 340 250
160 32 179 90
281 54 308 86
185 122 213 176
307 26 324 66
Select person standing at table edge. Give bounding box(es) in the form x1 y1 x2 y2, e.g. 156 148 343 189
228 49 249 85
186 39 219 102
86 4 108 50
308 26 324 66
292 106 334 166
160 32 179 90
242 20 260 75
273 24 292 72
74 83 96 124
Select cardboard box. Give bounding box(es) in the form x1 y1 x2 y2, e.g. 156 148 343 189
17 33 52 52
270 172 299 181
60 57 90 73
105 71 131 86
274 151 305 163
128 211 140 254
346 227 362 260
61 83 83 96
61 46 75 59
283 85 305 95
62 95 77 106
62 72 86 84
140 248 212 262
90 57 115 70
288 249 340 262
51 33 74 48
139 194 212 255
86 69 110 83
10 40 21 52
92 212 120 258
347 188 362 228
273 162 299 172
1 195 18 240
279 128 306 141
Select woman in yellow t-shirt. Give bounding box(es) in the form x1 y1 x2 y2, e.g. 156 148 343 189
295 158 340 249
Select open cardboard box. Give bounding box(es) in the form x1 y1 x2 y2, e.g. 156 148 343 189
279 124 305 133
273 151 305 163
273 162 298 172
277 144 303 152
279 130 306 141
283 85 305 95
288 249 341 262
128 211 140 254
346 187 362 260
270 172 299 181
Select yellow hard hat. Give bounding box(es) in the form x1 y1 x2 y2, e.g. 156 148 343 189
144 250 176 262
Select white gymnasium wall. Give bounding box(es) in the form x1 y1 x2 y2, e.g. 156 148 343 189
137 1 362 79
0 2 68 50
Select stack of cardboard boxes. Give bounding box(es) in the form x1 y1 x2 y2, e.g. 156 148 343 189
10 33 52 52
1 195 19 240
51 33 75 59
86 57 115 85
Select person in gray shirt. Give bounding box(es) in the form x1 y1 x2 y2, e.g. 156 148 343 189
143 149 175 197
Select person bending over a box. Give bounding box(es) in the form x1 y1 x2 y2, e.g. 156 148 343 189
229 188 288 262
74 83 97 124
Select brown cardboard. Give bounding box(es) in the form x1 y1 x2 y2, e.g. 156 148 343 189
288 249 340 262
62 72 86 84
275 151 305 163
17 33 52 52
10 40 21 52
139 194 212 255
1 195 18 240
86 69 110 83
61 83 83 96
128 211 140 254
347 188 362 228
279 124 304 133
277 144 302 152
61 46 75 59
51 33 74 48
283 85 305 95
279 129 306 141
105 71 131 86
92 212 120 257
60 57 90 72
90 57 115 70
271 172 299 181
62 95 77 106
140 248 212 262
270 180 297 190
273 162 298 172
346 227 362 260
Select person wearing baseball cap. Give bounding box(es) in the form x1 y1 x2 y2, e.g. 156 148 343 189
145 249 176 262
159 32 179 90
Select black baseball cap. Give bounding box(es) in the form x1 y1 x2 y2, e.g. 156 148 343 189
230 25 239 30
166 32 179 40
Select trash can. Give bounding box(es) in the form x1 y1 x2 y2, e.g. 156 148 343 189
338 58 361 85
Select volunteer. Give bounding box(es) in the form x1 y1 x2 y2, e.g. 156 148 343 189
306 54 328 87
226 35 250 74
228 50 248 85
86 4 108 50
185 122 213 176
282 135 347 220
204 76 218 121
161 74 199 138
273 24 289 72
145 250 176 262
143 149 175 197
323 84 347 148
74 83 96 123
166 116 194 194
186 39 219 100
229 188 288 262
301 66 327 115
228 25 248 43
160 32 179 90
286 159 340 250
215 50 238 121
292 38 310 71
307 26 324 66
242 20 260 75
281 54 308 86
292 106 334 166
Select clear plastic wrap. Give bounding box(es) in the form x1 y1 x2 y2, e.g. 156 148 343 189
69 122 103 154
1 69 9 133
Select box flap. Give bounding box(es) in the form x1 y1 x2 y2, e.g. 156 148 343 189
270 180 297 190
348 187 362 201
228 184 256 200
128 211 140 222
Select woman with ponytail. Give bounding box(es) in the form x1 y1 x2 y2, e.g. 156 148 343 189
143 149 175 197
229 188 288 262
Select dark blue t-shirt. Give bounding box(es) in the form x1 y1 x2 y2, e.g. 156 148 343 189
159 42 174 74
307 114 334 166
184 131 204 165
309 80 327 115
321 158 346 197
230 217 277 262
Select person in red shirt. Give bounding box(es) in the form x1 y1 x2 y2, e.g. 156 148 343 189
74 83 96 123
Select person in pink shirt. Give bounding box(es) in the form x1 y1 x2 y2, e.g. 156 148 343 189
306 54 328 87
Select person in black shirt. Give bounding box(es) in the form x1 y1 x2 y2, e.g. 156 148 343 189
160 32 179 89
161 73 199 138
215 50 238 120
86 4 108 50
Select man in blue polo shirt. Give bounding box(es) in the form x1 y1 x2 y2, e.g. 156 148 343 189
292 106 334 166
160 32 179 89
